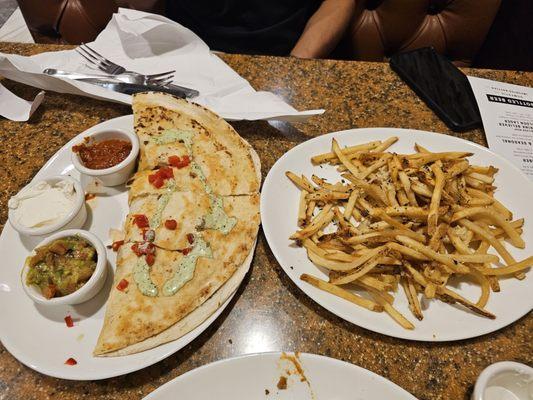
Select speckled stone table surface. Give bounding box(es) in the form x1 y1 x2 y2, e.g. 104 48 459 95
0 42 531 400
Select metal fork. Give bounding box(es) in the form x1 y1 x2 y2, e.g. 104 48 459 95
76 44 175 86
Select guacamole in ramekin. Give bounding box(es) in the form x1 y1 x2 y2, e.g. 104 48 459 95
25 236 97 299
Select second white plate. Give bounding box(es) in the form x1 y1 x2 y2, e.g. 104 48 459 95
261 128 533 341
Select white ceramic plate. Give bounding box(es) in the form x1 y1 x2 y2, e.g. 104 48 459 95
143 352 417 399
0 115 248 380
261 128 533 342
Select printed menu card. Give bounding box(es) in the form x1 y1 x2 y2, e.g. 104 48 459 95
468 76 533 180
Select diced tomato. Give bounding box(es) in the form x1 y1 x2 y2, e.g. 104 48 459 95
182 247 192 256
111 240 124 252
65 358 77 366
186 233 195 244
148 171 164 188
164 219 177 230
132 214 149 229
148 166 173 188
42 284 57 299
131 243 142 257
168 155 191 169
132 241 155 257
168 155 180 167
153 175 165 188
116 278 129 291
159 166 174 179
180 155 191 167
146 253 155 266
64 315 74 328
148 173 158 185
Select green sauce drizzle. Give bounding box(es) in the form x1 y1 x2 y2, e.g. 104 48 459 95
190 163 237 235
133 259 158 297
154 130 194 150
149 180 175 229
162 237 213 296
204 195 237 234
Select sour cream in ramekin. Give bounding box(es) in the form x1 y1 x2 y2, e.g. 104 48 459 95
8 175 87 237
9 179 76 228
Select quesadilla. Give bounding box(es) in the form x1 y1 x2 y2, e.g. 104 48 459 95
94 93 261 356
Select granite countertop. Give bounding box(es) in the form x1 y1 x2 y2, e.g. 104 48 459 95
0 42 531 400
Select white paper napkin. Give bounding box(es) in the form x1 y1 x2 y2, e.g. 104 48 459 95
0 8 324 122
0 83 44 121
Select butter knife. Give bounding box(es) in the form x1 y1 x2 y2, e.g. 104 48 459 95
77 79 198 99
43 69 199 98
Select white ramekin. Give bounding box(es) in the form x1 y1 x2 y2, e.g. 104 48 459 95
472 361 533 400
21 229 108 306
8 175 87 238
71 128 139 187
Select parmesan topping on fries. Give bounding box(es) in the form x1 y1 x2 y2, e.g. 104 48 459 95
287 136 532 330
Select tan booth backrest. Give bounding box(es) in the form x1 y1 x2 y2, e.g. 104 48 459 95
16 0 163 44
347 0 501 66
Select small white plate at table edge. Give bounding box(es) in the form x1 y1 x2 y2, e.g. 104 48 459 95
143 352 418 399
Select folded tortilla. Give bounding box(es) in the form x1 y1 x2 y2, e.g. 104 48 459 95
134 94 260 195
94 93 261 356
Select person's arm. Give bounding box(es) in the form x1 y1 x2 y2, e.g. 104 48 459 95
291 0 355 59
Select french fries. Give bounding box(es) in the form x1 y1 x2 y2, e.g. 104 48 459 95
288 137 531 330
301 274 383 312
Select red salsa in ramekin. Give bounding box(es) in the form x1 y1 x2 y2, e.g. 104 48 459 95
73 139 132 170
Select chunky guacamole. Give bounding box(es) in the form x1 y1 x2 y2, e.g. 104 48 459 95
26 236 97 299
